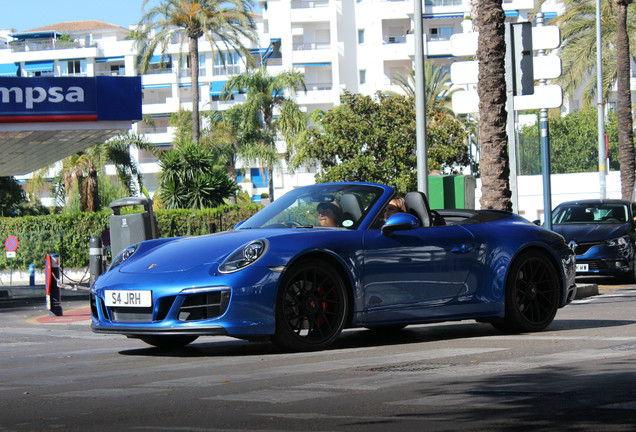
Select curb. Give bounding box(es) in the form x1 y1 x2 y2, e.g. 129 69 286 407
574 283 599 299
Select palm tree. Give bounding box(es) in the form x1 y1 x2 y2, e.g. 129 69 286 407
476 0 512 211
135 0 257 144
49 134 156 212
547 0 636 198
615 0 635 200
393 62 457 108
222 67 307 200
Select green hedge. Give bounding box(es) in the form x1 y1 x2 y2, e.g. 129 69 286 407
0 203 261 271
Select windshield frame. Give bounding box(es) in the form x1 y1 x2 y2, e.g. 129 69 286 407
237 183 392 230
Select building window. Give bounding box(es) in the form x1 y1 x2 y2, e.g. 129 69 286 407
61 59 86 76
429 27 454 41
213 52 241 76
358 29 365 44
359 69 366 84
199 53 207 77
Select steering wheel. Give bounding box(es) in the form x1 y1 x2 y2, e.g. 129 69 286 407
282 221 301 228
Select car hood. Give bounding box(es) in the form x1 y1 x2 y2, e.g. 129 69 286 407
115 228 348 274
552 223 628 243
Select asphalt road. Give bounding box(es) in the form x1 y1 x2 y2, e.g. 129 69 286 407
1 283 636 431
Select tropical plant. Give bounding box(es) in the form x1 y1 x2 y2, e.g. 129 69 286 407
0 177 27 216
517 107 623 175
157 140 236 209
540 0 636 198
222 67 307 200
47 133 156 212
393 62 457 111
290 91 469 194
135 0 257 144
476 0 511 211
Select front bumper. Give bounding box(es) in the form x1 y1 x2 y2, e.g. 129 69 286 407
90 265 282 338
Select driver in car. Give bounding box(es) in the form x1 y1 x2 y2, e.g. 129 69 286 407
317 201 343 227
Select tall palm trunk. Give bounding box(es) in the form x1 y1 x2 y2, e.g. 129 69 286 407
189 36 200 144
616 0 635 200
476 0 512 211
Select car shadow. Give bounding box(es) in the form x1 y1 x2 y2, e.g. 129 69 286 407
118 316 636 358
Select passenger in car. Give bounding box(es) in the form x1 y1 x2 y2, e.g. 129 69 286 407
383 196 407 219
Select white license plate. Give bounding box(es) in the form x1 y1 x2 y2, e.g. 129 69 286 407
105 290 152 307
576 263 589 272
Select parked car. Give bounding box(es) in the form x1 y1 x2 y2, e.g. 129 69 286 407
90 182 577 351
551 199 636 282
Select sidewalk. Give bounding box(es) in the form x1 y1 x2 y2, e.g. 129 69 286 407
0 283 89 301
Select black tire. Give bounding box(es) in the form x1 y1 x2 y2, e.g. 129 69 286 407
620 254 636 284
492 250 560 333
139 335 198 348
272 259 348 351
365 324 408 332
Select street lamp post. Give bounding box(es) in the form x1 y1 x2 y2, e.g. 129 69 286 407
414 0 428 196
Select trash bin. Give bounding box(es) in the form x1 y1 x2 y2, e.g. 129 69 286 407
109 197 158 257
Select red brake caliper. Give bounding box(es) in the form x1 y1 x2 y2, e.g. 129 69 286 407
317 286 326 326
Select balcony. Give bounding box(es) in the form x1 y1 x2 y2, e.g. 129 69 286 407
8 39 85 52
290 1 332 22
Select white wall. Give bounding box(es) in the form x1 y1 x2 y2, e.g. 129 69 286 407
475 170 624 222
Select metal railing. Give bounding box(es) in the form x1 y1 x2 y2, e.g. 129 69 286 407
8 40 85 52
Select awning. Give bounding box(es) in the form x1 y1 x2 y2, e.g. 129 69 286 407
505 10 520 17
0 63 19 77
142 84 171 89
422 13 464 19
178 82 204 88
293 62 331 67
23 61 54 72
149 55 170 64
96 56 125 63
210 80 238 96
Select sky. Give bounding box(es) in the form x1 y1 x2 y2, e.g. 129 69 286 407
2 0 261 32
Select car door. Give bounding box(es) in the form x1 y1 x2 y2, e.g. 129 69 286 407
361 224 476 320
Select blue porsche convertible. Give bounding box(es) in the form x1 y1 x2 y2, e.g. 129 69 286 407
90 182 577 351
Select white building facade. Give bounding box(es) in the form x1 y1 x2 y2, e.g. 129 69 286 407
1 0 633 216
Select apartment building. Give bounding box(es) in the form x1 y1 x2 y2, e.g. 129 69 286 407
1 0 581 206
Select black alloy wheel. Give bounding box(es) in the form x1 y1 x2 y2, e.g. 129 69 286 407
272 259 348 351
492 250 560 333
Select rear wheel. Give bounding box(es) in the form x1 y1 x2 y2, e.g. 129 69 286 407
492 250 560 333
272 259 348 351
139 335 198 349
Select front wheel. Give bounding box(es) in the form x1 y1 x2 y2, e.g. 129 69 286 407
139 335 198 349
492 250 560 333
272 259 348 351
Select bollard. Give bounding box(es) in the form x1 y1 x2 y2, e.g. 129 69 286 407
45 254 63 316
89 236 103 287
29 264 35 286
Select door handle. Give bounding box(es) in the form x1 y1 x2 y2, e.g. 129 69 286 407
451 244 471 254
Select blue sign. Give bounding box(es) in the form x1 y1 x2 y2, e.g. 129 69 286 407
0 76 142 123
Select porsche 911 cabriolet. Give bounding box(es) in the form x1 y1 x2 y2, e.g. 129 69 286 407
90 182 577 351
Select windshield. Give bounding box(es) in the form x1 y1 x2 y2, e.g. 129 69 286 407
552 203 629 224
239 184 386 230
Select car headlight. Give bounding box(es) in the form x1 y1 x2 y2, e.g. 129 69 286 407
218 239 268 273
603 236 629 248
109 244 140 271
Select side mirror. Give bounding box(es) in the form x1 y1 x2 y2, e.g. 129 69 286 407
234 220 246 230
381 213 420 236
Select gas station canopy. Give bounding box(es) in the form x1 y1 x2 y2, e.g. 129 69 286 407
0 76 142 176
